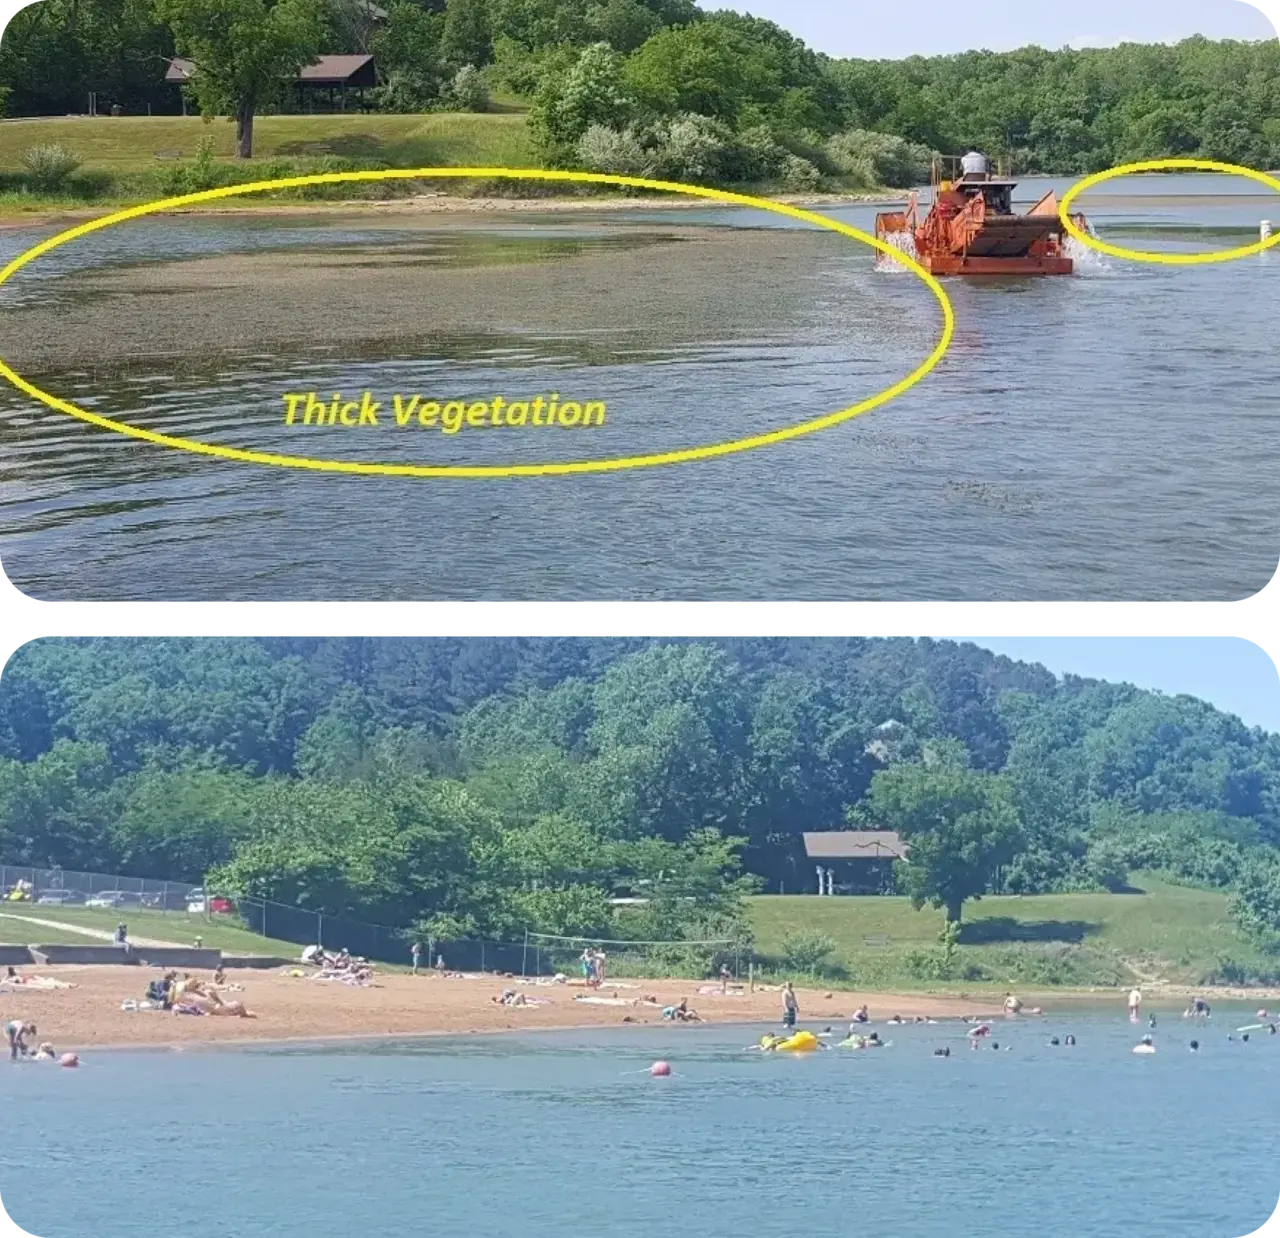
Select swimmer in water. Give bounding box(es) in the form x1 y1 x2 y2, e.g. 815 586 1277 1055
933 1047 951 1057
1148 1014 1157 1028
1049 1037 1061 1046
1190 1040 1199 1052
5 1020 35 1060
1064 1034 1076 1046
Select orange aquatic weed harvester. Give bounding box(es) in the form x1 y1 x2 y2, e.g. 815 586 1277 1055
876 151 1088 275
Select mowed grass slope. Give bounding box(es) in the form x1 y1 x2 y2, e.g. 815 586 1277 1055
0 905 302 956
0 112 537 172
749 875 1278 990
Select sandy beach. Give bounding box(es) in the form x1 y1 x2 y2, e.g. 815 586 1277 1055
2 965 1007 1052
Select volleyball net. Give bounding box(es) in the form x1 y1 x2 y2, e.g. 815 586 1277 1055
520 931 743 979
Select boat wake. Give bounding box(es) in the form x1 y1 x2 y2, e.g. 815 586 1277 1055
875 229 919 275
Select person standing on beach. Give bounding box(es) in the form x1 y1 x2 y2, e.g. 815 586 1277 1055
5 1020 35 1060
411 941 422 975
782 982 799 1029
1128 988 1142 1022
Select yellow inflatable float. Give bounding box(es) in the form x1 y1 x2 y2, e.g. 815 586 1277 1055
765 1030 821 1052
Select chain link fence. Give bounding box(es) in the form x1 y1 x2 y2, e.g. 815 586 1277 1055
0 863 739 978
0 862 535 971
0 863 192 908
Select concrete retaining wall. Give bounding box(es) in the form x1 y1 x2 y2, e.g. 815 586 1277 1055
28 945 222 968
30 944 134 965
0 945 33 965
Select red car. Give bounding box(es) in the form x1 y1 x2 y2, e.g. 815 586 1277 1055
208 896 235 915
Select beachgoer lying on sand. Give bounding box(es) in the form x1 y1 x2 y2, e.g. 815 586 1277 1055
208 999 255 1018
493 989 529 1007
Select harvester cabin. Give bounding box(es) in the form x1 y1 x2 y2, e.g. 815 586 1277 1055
802 831 907 896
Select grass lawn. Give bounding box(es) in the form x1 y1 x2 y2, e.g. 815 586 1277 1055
0 112 537 173
749 874 1278 990
0 905 303 957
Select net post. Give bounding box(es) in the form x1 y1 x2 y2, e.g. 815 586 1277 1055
522 929 528 978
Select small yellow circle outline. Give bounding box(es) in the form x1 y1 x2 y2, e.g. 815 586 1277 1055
1059 158 1280 266
0 166 954 479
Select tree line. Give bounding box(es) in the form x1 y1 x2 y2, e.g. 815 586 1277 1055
1 0 1276 177
2 638 1279 951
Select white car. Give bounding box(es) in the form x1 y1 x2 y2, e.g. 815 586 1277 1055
86 892 127 908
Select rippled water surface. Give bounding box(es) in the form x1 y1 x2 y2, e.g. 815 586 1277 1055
0 174 1277 600
4 1017 1279 1238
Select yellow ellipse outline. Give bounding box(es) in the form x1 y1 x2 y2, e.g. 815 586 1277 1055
1060 158 1280 266
0 166 953 479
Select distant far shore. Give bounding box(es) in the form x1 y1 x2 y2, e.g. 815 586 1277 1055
8 964 1278 1054
0 188 906 230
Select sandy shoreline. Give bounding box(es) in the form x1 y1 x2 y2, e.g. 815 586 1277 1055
6 964 1007 1053
10 964 1275 1055
0 189 904 230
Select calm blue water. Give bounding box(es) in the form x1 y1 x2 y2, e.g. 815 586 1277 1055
4 1017 1279 1238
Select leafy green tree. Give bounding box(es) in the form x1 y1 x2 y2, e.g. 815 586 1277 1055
372 1 445 101
624 22 762 122
1230 855 1280 949
440 0 492 68
532 42 635 150
154 0 326 157
0 740 118 870
112 765 257 879
585 0 659 52
861 742 1022 922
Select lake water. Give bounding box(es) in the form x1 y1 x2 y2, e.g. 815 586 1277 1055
4 1017 1279 1238
0 173 1277 601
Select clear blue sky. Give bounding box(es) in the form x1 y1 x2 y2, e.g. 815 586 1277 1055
722 0 1276 58
963 638 1280 733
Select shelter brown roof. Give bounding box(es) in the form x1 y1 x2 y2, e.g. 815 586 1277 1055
802 831 908 860
165 54 374 85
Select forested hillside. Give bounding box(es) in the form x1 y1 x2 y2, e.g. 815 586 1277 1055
1 0 1276 193
2 638 1279 953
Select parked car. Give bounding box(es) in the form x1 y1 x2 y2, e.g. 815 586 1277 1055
85 891 128 908
141 890 189 910
208 896 235 915
36 890 86 906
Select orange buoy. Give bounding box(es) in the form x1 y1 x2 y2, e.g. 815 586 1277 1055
650 1060 671 1077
